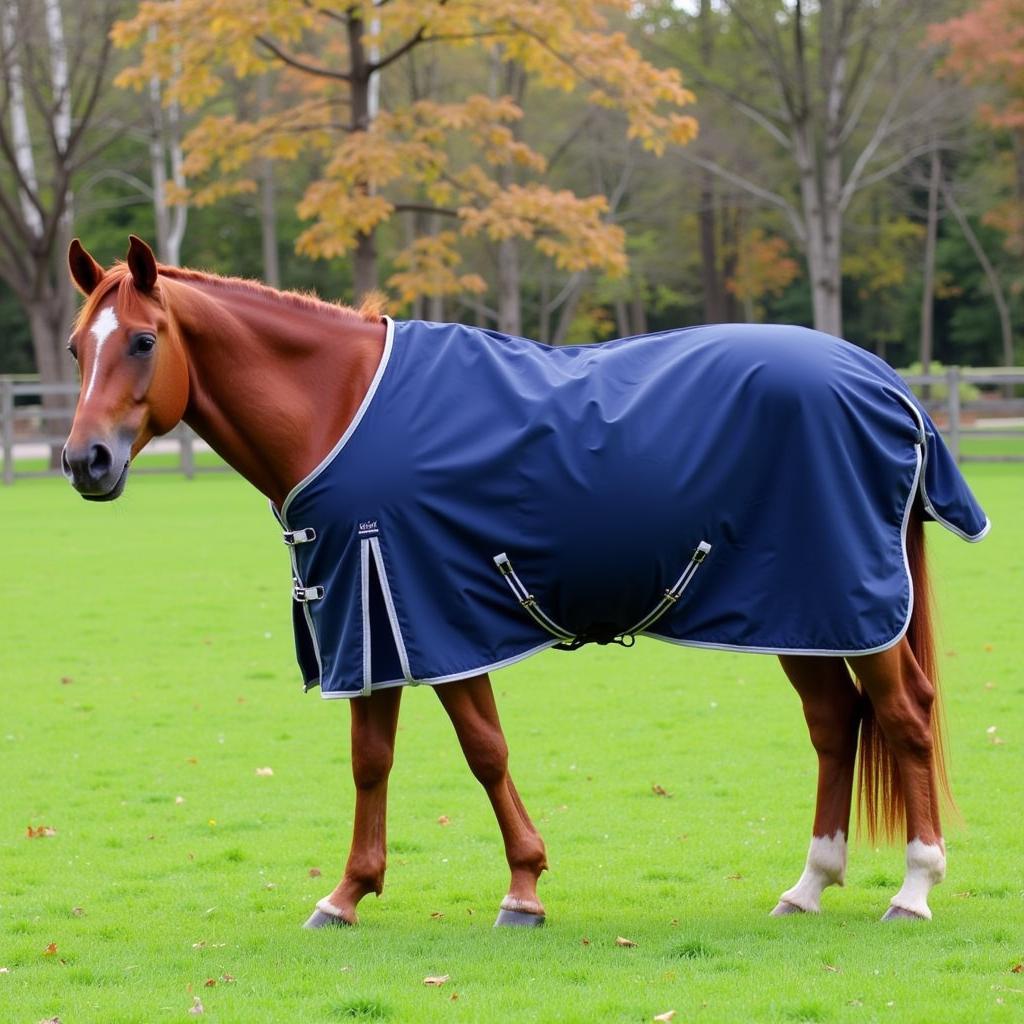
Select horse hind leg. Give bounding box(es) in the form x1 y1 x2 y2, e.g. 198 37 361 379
772 655 862 916
848 639 946 921
434 673 548 927
304 685 403 928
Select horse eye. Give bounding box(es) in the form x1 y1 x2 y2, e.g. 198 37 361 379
131 333 156 355
67 343 78 361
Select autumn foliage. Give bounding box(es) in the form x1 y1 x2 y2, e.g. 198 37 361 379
113 1 697 301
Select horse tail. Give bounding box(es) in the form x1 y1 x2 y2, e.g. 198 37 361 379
856 505 954 842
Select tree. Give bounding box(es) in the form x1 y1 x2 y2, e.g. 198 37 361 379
113 0 697 319
654 0 952 338
0 0 125 458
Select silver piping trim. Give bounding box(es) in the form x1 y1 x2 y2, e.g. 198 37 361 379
360 539 372 696
369 535 413 681
892 390 990 543
278 316 395 523
316 639 562 699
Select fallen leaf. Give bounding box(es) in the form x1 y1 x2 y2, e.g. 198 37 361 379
26 825 57 839
192 941 206 949
186 757 198 764
1011 963 1023 974
651 784 672 797
437 815 451 826
0 967 9 973
985 682 996 690
60 676 73 685
654 1012 676 1023
423 975 450 986
37 1018 61 1024
221 973 236 983
581 937 591 946
308 867 322 877
726 872 743 880
188 996 204 1016
71 907 84 917
204 978 216 987
430 912 444 920
175 796 186 805
615 936 638 947
824 964 840 973
255 767 274 776
450 993 459 1002
43 943 58 956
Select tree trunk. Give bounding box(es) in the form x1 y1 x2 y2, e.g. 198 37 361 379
942 176 1014 370
919 147 941 396
497 236 521 336
697 0 725 323
260 154 280 287
348 8 377 300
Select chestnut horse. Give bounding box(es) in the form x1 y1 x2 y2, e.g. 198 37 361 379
63 236 963 927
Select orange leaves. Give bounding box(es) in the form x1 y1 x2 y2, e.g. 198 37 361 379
27 825 57 838
727 229 801 312
460 185 627 276
43 943 58 956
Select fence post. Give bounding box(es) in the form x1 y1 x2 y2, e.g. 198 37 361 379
180 424 195 480
946 366 961 464
1 378 14 485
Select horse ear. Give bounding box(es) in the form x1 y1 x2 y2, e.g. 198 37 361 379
127 235 158 293
68 239 105 296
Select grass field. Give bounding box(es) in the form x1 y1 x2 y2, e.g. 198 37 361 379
1 467 1021 1024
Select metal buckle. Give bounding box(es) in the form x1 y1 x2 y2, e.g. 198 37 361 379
293 583 325 602
283 527 316 545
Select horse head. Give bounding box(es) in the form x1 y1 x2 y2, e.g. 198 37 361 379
63 236 190 500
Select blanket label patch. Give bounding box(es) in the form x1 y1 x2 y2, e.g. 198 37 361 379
357 519 380 538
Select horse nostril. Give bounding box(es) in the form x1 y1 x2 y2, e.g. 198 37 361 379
87 442 114 481
60 445 73 479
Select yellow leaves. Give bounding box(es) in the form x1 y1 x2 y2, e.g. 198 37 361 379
26 824 57 838
389 233 488 303
615 936 638 947
459 185 626 277
423 974 450 986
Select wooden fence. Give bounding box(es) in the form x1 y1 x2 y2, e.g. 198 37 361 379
2 367 1022 485
0 377 212 486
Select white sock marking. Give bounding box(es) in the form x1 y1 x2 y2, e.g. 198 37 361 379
778 831 847 913
889 838 945 919
84 305 119 402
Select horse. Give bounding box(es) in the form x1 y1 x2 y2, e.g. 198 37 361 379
61 235 988 929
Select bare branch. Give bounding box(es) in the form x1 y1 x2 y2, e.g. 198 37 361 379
680 152 805 243
839 51 930 209
256 35 351 82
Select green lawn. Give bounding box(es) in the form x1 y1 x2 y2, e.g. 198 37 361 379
0 467 1021 1024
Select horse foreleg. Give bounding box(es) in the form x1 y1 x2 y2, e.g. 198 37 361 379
772 655 862 916
304 685 403 928
849 640 945 921
434 673 549 927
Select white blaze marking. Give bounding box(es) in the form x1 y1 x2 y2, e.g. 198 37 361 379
888 838 945 920
84 305 119 402
777 830 847 913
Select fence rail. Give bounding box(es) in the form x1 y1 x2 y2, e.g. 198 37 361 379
0 377 216 485
2 366 1023 485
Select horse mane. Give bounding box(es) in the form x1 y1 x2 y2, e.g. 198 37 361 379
74 261 385 331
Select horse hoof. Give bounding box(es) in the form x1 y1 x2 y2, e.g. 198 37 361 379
303 907 354 929
494 908 546 928
770 900 805 917
881 905 927 922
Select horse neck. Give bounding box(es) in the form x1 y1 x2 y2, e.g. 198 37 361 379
164 276 386 507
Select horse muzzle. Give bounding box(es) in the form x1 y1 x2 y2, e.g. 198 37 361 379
61 438 131 501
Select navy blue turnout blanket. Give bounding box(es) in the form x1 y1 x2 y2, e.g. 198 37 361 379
273 319 988 698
